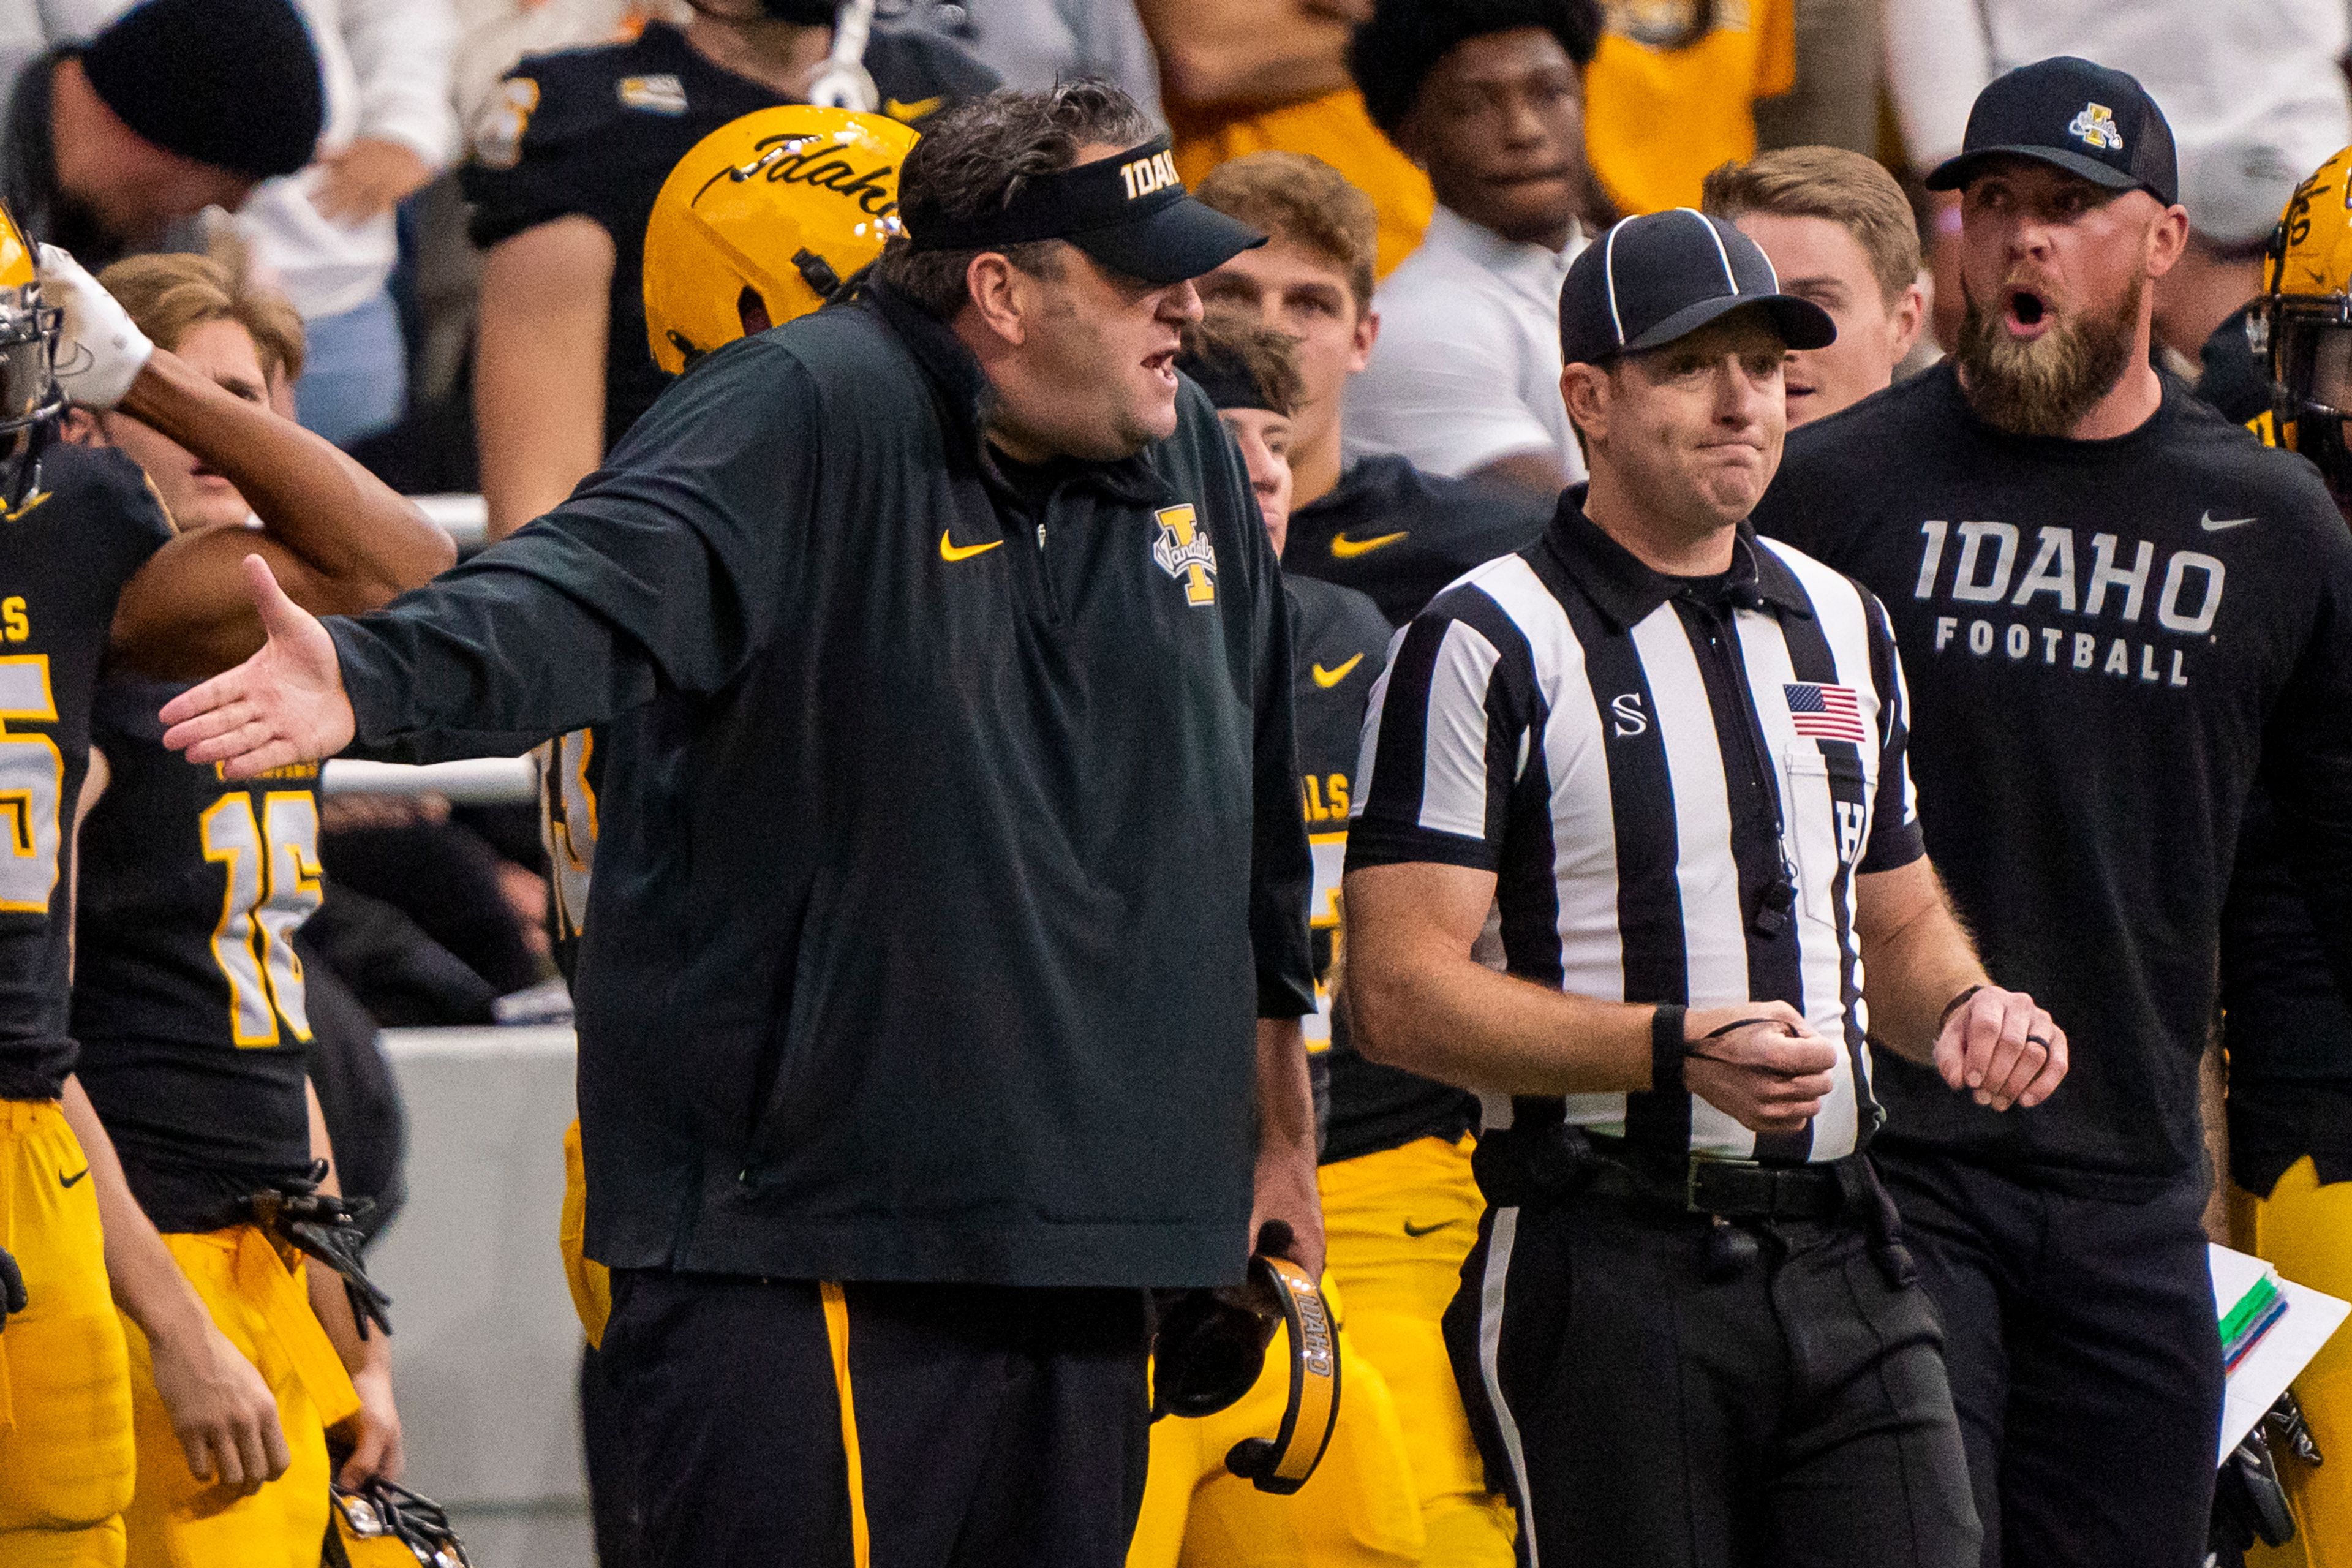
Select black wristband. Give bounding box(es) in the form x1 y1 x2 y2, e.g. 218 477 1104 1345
1940 984 1986 1028
1651 1004 1687 1095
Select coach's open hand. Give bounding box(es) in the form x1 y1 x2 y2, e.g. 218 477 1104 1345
159 556 355 775
1936 985 2068 1112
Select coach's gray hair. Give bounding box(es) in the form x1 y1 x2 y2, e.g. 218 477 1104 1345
877 81 1158 320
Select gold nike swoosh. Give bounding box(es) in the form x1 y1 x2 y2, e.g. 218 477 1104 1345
939 530 1002 563
4 488 51 524
1329 529 1406 559
1310 653 1365 688
886 95 946 122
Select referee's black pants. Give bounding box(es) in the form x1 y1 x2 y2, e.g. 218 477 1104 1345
594 1270 1152 1567
1875 1146 2224 1568
1444 1184 1981 1568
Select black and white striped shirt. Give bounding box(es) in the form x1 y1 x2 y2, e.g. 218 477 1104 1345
1347 497 1923 1164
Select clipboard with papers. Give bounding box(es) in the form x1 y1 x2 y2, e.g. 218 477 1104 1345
2212 1243 2349 1464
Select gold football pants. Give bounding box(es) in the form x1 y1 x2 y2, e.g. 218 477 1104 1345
0 1098 135 1568
1128 1136 1515 1568
120 1224 360 1568
1130 1272 1423 1568
2236 1158 2352 1568
1319 1136 1516 1567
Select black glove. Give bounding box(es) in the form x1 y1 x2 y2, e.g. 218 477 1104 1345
252 1189 393 1337
0 1244 24 1329
2211 1429 2297 1558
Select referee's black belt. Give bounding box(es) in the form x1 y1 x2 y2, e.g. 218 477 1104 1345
1474 1122 1852 1221
1473 1123 1918 1286
1680 1156 1846 1221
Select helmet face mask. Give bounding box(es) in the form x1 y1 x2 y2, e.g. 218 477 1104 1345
2263 147 2352 500
0 203 61 512
2267 303 2352 488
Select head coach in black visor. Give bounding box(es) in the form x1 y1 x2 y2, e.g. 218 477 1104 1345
1346 208 2068 1566
153 83 1320 1568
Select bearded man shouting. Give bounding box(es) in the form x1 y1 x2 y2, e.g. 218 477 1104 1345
1754 56 2352 1568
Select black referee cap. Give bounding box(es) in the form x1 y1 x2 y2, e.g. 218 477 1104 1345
1558 209 1835 369
1925 56 2177 208
81 0 324 181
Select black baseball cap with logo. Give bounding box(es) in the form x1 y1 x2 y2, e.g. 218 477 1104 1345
902 135 1264 285
1925 56 2178 206
1558 208 1836 368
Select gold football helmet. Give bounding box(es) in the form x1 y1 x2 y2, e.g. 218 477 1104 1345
643 105 918 374
2260 145 2352 492
0 202 61 510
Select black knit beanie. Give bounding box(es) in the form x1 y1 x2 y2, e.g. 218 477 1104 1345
81 0 324 179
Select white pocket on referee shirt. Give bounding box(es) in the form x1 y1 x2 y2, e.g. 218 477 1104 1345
1779 746 1866 938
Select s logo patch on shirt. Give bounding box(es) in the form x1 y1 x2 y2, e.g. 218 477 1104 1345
1152 506 1217 606
618 74 688 115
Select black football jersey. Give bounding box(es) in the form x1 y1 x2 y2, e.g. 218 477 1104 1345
72 676 322 1230
1287 575 1482 1164
0 446 173 1102
462 20 998 453
1286 453 1552 625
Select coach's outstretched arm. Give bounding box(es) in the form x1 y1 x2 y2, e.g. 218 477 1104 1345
159 556 355 774
160 333 818 770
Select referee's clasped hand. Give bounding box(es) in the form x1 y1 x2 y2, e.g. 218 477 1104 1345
1934 985 2068 1112
1681 1002 1840 1136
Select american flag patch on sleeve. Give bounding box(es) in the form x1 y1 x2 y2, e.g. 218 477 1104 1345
1783 682 1869 745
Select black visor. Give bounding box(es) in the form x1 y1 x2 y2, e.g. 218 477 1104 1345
902 137 1265 285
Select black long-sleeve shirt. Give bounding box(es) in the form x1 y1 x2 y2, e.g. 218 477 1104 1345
326 287 1316 1288
1755 365 2352 1199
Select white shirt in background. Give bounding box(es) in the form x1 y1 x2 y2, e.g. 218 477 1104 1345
1346 204 1588 484
1884 0 2352 243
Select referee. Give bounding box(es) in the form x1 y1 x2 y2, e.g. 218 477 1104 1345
157 84 1319 1567
1344 210 2067 1566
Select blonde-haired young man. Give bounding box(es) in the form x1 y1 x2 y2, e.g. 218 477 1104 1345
1190 150 1532 1568
1197 151 1551 626
1703 146 1926 424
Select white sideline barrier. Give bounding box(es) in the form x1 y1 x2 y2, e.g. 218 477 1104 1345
369 1026 586 1507
413 492 490 550
322 756 541 805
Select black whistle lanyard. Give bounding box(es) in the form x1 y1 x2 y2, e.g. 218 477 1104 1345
1685 589 1800 938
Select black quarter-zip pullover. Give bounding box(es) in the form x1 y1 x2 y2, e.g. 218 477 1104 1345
324 285 1316 1289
